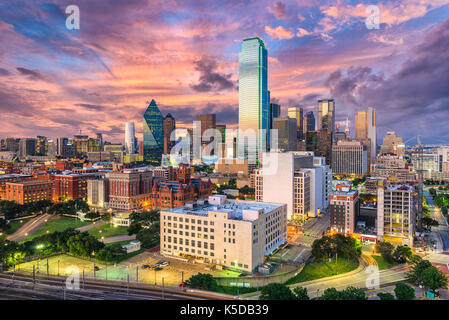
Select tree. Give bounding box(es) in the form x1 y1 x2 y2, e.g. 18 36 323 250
259 283 296 300
407 259 433 284
422 217 439 230
66 232 104 257
376 241 395 263
184 273 218 291
136 221 160 249
319 286 366 300
377 292 395 300
292 286 309 300
394 283 415 300
97 244 127 263
420 266 448 294
393 246 413 263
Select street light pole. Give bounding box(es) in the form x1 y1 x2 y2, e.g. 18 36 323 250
162 277 165 299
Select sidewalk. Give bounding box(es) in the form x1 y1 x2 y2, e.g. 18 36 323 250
76 220 105 232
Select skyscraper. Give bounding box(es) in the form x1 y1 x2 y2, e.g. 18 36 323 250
355 107 377 163
269 103 281 129
317 99 336 134
163 113 176 154
125 122 136 154
238 37 269 161
272 117 297 151
143 99 164 162
288 107 304 140
304 111 315 134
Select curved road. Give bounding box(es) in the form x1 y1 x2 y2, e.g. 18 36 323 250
7 214 52 242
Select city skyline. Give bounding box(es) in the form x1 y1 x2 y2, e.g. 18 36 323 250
0 1 448 144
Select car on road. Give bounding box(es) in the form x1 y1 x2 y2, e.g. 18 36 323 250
153 267 163 271
141 264 151 269
94 266 100 271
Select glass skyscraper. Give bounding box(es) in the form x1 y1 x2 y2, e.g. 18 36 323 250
143 99 163 162
238 37 269 161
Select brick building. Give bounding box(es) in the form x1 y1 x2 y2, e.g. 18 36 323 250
54 172 97 201
6 180 53 204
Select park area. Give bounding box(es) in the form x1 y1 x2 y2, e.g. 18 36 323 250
4 218 32 235
285 257 359 285
21 217 90 242
87 223 129 239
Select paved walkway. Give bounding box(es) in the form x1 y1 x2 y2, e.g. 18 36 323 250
76 220 105 232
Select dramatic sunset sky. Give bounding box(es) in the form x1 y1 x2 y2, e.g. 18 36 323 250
0 0 448 144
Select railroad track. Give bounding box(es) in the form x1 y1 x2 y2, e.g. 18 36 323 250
0 272 234 300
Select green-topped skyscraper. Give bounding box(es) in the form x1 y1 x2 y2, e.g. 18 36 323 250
143 99 164 163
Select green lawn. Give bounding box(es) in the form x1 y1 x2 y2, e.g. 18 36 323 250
5 218 32 235
285 257 359 285
372 255 394 270
23 217 90 242
87 223 129 239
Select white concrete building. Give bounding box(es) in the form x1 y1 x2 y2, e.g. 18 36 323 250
377 183 416 246
160 195 287 273
255 151 331 220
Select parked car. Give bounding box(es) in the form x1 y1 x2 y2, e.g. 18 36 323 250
141 264 151 269
156 261 169 267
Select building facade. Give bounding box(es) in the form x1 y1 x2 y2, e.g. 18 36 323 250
6 180 53 204
332 140 368 176
143 99 164 162
329 184 359 235
160 195 287 273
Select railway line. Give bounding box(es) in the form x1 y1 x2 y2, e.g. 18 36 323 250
0 272 236 300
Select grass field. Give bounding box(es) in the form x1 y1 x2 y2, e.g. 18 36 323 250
285 257 359 285
372 255 394 270
87 223 129 239
23 217 90 242
5 218 32 235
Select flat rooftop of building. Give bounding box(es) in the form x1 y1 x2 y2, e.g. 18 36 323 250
6 179 51 185
385 184 414 192
165 197 284 222
0 173 33 180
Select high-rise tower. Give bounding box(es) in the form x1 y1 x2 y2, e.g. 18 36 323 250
143 99 164 162
317 99 336 134
125 122 136 154
237 37 269 162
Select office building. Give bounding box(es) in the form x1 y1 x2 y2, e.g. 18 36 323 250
54 172 99 201
272 117 297 151
125 122 136 155
143 99 164 162
332 140 368 176
160 195 287 273
255 151 331 220
19 138 36 158
288 107 303 140
306 131 332 165
108 169 153 211
329 183 360 235
303 111 315 135
380 132 405 156
317 99 336 133
87 177 109 208
269 103 281 130
5 180 53 205
377 183 416 246
163 114 176 155
238 37 269 161
355 108 377 163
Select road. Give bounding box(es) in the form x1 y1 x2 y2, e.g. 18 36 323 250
7 214 52 242
425 189 449 251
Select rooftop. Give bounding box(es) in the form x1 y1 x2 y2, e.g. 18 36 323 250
165 196 284 222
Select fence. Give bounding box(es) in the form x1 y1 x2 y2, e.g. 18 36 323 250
215 264 304 288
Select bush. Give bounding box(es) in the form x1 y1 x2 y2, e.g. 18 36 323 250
97 244 127 263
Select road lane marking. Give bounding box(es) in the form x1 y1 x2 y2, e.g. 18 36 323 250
293 248 306 262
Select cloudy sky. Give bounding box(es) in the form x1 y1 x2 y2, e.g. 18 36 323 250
0 0 448 145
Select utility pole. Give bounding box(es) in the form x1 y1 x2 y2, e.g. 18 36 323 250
33 265 35 284
162 277 165 299
46 258 49 276
127 274 129 296
136 266 139 283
